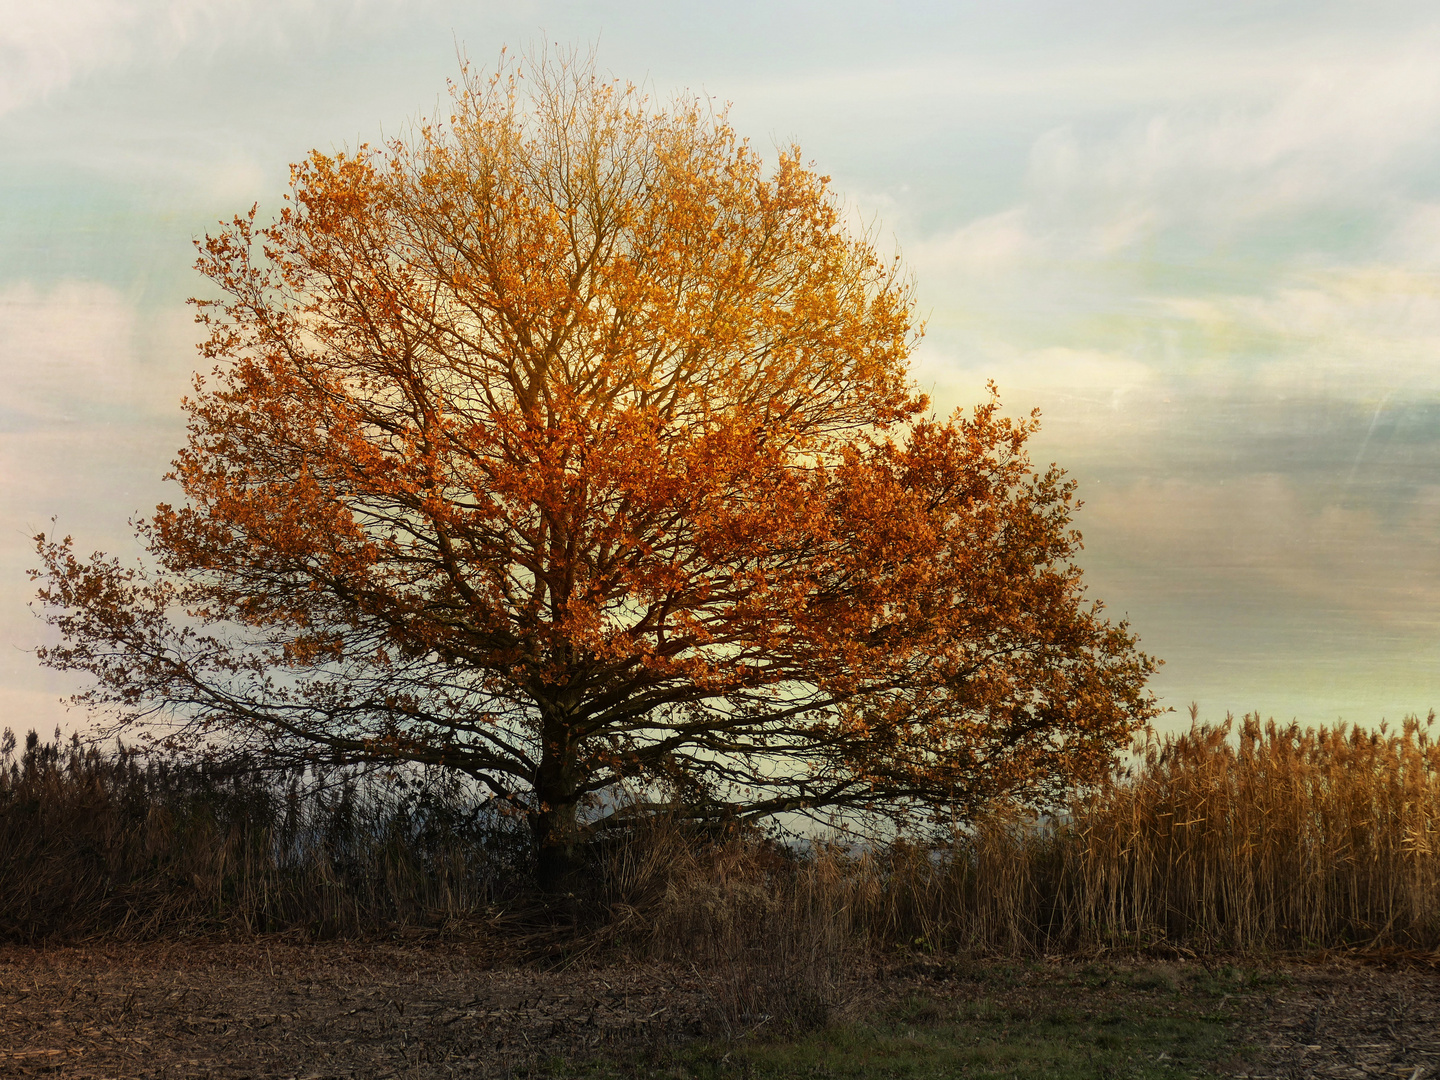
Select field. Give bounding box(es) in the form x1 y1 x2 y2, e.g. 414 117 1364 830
3 714 1438 1077
2 942 1438 1078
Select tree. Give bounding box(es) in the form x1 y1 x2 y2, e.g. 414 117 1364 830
34 52 1157 888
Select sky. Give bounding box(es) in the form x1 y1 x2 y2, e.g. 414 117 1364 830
2 0 1439 737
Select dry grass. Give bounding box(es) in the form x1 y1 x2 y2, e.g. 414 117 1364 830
4 711 1438 971
1062 710 1440 951
0 730 528 941
829 709 1440 955
598 821 859 1034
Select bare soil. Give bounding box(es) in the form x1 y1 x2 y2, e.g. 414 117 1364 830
1 941 1435 1078
0 939 719 1078
1232 956 1440 1079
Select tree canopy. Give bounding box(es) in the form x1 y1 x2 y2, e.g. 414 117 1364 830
34 52 1158 886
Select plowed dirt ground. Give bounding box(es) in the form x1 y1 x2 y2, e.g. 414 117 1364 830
1 942 1434 1078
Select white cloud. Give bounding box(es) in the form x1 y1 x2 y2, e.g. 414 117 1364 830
0 280 204 424
911 209 1040 275
1006 346 1155 404
908 55 1440 404
0 426 166 742
906 30 1440 284
0 283 190 741
0 0 421 118
1023 47 1440 232
0 281 139 423
1150 268 1440 396
736 26 1440 116
935 342 1158 404
0 2 140 116
1384 201 1440 269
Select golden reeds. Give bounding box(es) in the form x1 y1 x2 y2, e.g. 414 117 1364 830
815 710 1440 954
1059 710 1440 952
4 712 1438 956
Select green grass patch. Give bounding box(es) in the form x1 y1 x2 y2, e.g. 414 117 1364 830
550 961 1270 1080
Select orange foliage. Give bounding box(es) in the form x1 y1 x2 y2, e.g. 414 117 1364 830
34 51 1157 884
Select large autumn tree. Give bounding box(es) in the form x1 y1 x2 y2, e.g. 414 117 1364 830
35 53 1157 887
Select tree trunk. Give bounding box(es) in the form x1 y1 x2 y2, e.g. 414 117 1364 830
532 799 582 892
533 717 582 893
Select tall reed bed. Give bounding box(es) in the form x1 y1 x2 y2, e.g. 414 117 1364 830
825 710 1440 953
4 712 1438 955
0 729 529 941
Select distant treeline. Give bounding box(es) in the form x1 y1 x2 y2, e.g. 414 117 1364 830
2 714 1437 957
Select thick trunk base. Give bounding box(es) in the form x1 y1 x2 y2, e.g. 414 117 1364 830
532 804 583 894
535 842 583 894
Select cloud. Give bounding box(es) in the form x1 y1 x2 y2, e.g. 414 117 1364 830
907 54 1440 406
1150 268 1440 396
1025 47 1440 228
1083 474 1440 630
1383 201 1440 270
911 209 1040 275
0 281 195 526
0 280 207 425
736 20 1440 116
0 0 422 118
906 29 1440 284
917 341 1160 410
0 283 192 739
0 2 140 115
0 425 167 741
0 281 140 426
